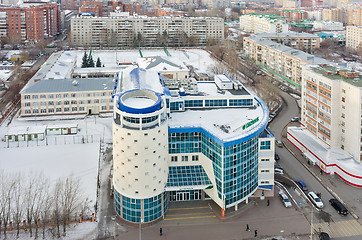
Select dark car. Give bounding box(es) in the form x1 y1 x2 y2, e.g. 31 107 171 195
319 232 330 240
329 198 348 215
274 153 280 160
295 180 308 191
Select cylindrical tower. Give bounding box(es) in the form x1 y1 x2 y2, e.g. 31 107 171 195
113 89 169 223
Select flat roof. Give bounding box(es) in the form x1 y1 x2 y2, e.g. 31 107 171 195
247 36 332 65
196 82 250 96
255 32 318 38
308 64 362 88
168 99 266 141
21 78 114 94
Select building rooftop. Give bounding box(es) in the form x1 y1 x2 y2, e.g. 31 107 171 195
247 36 332 65
308 64 362 88
255 32 318 38
20 78 114 94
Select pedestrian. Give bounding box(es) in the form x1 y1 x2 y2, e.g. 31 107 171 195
320 169 323 175
254 229 258 237
267 199 270 206
160 227 163 236
246 224 250 231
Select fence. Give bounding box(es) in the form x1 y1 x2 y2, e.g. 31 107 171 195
0 96 20 126
1 134 113 149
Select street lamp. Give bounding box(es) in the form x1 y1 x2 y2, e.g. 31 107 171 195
139 218 143 240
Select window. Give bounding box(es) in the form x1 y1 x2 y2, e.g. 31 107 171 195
102 106 107 110
33 109 39 113
94 99 99 103
32 102 38 107
32 95 38 99
72 107 77 111
25 110 31 114
48 94 54 99
40 109 46 113
182 156 188 162
56 108 61 112
40 95 46 99
342 97 345 102
63 93 69 98
64 101 69 105
48 101 54 105
25 102 30 107
24 95 30 99
171 156 177 162
64 108 69 112
48 109 54 113
260 141 271 150
71 100 77 104
71 93 76 98
56 94 61 98
192 155 199 161
261 159 269 162
79 107 84 111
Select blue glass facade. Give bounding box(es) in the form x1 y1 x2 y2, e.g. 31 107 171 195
114 189 168 223
168 131 260 207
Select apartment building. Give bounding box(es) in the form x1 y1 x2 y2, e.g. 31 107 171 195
254 32 320 53
70 15 224 47
112 67 274 223
280 9 308 22
287 64 362 187
313 20 344 31
243 36 330 87
345 8 362 26
20 78 114 116
239 13 289 34
322 8 342 22
346 26 362 51
323 8 361 26
0 3 60 43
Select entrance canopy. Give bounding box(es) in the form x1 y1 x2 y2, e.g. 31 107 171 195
165 165 212 191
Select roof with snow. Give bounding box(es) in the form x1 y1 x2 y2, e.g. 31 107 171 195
137 56 187 72
21 78 114 94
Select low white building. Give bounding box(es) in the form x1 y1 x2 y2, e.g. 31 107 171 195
313 20 344 31
239 13 289 34
5 126 47 141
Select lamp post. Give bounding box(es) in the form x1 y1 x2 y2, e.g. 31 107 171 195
139 218 143 240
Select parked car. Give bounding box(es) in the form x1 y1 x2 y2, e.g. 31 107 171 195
319 232 330 240
291 117 300 122
276 140 283 148
329 198 348 215
279 191 292 208
295 180 308 191
275 168 284 174
308 192 324 208
274 163 283 170
274 153 280 160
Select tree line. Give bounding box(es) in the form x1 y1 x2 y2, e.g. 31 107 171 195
0 171 92 239
82 52 103 68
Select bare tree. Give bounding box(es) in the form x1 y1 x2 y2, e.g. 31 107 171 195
0 171 16 238
25 173 43 238
40 186 53 239
52 180 63 238
11 173 23 237
61 176 82 236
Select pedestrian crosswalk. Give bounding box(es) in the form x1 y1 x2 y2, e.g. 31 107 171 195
314 219 362 238
164 206 216 221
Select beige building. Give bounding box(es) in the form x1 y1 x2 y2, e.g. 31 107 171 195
254 32 320 53
71 15 224 47
346 8 362 26
301 64 362 161
322 8 343 22
20 78 114 116
346 26 362 51
323 8 362 26
239 13 289 34
243 36 331 87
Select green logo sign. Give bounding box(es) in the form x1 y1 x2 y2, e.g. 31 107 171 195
242 117 259 130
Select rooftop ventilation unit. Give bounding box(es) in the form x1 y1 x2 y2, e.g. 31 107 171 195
72 80 78 86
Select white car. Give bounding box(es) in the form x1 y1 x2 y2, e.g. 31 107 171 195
275 168 284 175
308 192 324 208
279 191 292 208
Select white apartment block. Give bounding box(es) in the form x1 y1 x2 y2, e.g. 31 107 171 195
70 15 224 47
346 26 362 51
239 14 289 34
20 78 114 116
243 36 331 87
313 20 344 31
301 65 362 161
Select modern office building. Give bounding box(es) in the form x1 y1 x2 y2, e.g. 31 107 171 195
112 68 274 223
287 64 362 187
243 36 331 87
70 15 224 47
346 26 362 51
254 32 320 53
239 13 289 34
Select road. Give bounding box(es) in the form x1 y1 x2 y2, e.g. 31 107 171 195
269 90 362 239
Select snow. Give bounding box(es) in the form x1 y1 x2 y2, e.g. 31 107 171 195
121 67 164 93
169 105 265 141
197 82 234 96
0 143 100 205
123 96 156 108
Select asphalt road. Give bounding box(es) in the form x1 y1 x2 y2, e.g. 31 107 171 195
268 90 362 239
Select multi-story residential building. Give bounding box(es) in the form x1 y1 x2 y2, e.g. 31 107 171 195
70 15 224 47
0 2 61 43
20 78 114 116
345 8 362 26
346 26 362 51
313 20 344 31
243 36 331 87
287 64 362 187
112 67 274 223
60 0 77 10
254 32 320 53
322 8 342 22
239 13 289 34
280 9 308 22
